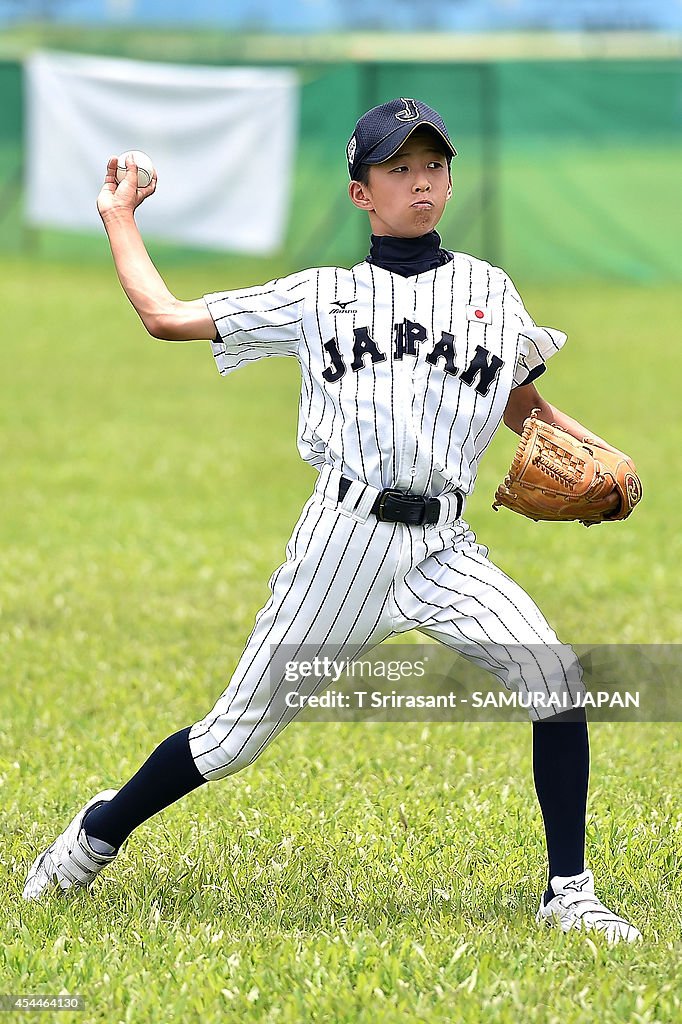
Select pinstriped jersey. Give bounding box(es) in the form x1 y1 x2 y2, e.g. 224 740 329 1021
204 252 566 498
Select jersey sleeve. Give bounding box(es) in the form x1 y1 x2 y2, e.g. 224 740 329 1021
504 274 567 388
203 274 306 376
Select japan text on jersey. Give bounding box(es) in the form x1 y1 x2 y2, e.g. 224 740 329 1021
204 253 566 498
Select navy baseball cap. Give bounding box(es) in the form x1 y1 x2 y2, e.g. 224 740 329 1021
347 97 457 179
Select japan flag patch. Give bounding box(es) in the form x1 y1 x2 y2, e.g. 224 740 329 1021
466 304 492 324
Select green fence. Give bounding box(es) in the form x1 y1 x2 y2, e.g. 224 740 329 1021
1 55 679 282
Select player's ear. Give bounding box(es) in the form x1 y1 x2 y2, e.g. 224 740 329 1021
445 162 453 200
348 180 375 212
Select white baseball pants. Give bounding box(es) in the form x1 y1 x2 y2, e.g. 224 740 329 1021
189 468 581 780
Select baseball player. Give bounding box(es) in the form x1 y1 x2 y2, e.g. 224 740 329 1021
23 98 641 943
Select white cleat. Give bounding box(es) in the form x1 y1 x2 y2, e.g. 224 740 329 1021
536 869 642 944
23 790 119 901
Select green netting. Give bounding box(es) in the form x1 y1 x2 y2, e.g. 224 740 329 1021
0 61 24 249
0 56 679 282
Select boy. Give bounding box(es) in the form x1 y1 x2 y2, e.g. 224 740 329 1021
23 98 640 943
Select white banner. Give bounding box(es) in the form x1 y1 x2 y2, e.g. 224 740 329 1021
25 51 299 253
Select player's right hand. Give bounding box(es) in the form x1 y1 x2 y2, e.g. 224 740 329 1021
96 154 157 220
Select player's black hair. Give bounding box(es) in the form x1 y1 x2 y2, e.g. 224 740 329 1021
354 163 373 186
353 128 453 186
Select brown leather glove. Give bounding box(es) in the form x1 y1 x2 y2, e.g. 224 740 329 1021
492 410 643 527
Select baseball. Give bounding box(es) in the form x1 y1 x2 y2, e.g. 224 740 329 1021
116 150 154 189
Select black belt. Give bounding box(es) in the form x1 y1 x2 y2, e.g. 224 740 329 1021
338 476 462 526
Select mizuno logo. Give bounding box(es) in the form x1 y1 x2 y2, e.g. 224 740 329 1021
563 876 591 892
330 300 356 314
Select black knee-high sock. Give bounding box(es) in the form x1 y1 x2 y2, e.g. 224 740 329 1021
83 726 207 851
532 709 589 896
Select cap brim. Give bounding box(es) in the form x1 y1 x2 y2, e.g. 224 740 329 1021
362 120 457 167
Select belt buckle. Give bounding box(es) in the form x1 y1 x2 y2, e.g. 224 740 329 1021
377 489 427 525
376 489 403 522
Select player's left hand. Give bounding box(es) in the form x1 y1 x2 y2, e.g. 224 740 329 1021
492 411 643 526
97 155 157 220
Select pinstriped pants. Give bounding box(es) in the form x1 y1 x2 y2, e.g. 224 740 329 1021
189 471 582 781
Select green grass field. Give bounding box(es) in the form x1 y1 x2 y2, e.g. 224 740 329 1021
1 256 680 1023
